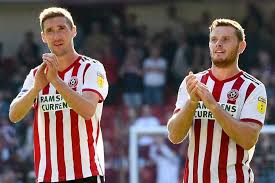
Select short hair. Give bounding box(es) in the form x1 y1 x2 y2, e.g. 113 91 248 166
39 7 74 31
209 18 245 42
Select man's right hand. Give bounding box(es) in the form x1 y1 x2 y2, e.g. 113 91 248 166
186 71 200 103
33 62 49 93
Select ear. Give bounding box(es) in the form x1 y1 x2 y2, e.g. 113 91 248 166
238 41 246 54
72 25 77 38
41 31 46 43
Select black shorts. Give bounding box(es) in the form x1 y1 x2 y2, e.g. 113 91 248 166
40 176 104 183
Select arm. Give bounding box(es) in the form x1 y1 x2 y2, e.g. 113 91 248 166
9 88 39 123
43 53 108 120
9 63 48 123
51 78 99 119
167 72 200 144
209 104 261 150
196 82 265 150
167 100 198 144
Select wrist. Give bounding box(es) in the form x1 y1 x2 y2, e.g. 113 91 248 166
51 76 61 86
189 99 198 106
209 102 219 112
31 87 40 95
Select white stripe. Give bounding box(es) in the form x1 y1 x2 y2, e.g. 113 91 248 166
242 165 250 183
208 78 225 183
79 117 91 177
63 109 75 180
227 139 237 182
76 62 86 92
47 85 58 182
210 122 222 183
92 107 104 175
37 97 46 182
97 176 102 183
239 79 252 181
49 111 58 182
197 118 207 183
92 115 100 175
187 127 195 183
63 70 75 180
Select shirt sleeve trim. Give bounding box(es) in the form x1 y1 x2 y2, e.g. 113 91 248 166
82 88 104 103
240 118 263 126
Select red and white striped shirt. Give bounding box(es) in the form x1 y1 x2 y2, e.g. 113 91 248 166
175 70 267 183
18 56 108 182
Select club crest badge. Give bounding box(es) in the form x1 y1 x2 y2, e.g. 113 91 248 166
227 89 239 102
68 76 78 88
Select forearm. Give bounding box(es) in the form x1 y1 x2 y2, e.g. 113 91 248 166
210 104 261 150
167 100 197 144
51 78 96 119
9 88 39 123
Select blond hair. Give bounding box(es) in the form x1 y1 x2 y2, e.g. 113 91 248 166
209 18 245 41
39 7 74 31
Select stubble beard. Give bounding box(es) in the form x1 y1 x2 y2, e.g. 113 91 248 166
211 48 238 68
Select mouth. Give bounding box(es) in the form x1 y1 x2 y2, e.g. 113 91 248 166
214 50 226 57
215 50 225 54
53 42 64 47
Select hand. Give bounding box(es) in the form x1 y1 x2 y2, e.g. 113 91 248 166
42 53 59 83
33 62 49 92
196 82 218 110
186 71 200 103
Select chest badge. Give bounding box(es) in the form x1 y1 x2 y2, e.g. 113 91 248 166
68 76 78 88
227 89 239 102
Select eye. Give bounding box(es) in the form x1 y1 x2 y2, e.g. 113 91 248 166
58 25 67 31
46 28 53 33
210 37 217 43
223 37 228 41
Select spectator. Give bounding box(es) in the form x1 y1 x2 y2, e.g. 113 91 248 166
143 45 167 105
17 31 40 68
120 48 143 108
149 136 180 183
132 105 160 146
101 42 120 104
171 32 192 87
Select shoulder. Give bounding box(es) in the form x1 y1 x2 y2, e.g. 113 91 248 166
179 70 209 88
30 66 40 76
80 55 103 65
193 69 210 80
242 71 264 87
195 70 209 77
80 55 105 69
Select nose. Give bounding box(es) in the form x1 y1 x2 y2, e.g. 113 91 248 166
53 31 61 40
215 40 223 48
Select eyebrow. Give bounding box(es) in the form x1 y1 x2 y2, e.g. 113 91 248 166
45 24 66 31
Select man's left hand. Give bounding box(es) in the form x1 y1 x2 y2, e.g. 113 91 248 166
42 53 59 83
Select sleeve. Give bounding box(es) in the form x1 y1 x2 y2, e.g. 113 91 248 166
82 62 109 102
16 69 35 99
175 77 189 112
240 84 267 126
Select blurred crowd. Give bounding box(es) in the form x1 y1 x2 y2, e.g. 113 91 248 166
0 2 275 183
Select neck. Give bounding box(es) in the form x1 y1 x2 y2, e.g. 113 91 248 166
56 49 79 72
211 63 241 80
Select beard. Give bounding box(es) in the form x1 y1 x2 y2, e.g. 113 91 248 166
211 47 239 68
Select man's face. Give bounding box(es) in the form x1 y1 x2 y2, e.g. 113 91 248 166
209 26 241 68
41 16 76 56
